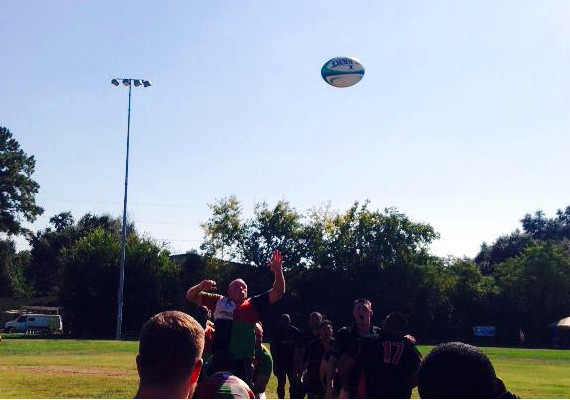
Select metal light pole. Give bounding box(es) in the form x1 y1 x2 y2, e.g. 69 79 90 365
111 78 151 340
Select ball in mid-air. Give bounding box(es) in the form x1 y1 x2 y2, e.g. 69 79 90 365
321 56 365 88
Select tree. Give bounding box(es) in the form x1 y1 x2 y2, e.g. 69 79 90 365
200 197 441 328
28 212 79 296
0 126 43 236
200 196 243 260
494 241 570 345
522 206 570 241
49 211 74 232
59 227 180 337
27 212 133 296
444 259 496 339
202 198 306 270
475 230 534 273
0 238 34 297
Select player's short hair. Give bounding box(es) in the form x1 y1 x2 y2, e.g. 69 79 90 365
138 311 204 386
382 312 408 335
353 298 372 309
418 342 497 398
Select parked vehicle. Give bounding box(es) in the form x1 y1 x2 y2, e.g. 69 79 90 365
4 314 63 334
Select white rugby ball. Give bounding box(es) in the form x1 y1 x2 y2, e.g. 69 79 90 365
321 56 365 88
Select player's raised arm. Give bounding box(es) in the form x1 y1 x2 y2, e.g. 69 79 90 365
268 250 285 304
185 279 217 305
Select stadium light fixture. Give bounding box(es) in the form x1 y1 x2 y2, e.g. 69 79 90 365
110 78 152 340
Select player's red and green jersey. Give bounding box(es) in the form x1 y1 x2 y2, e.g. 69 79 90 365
194 371 255 399
202 291 270 360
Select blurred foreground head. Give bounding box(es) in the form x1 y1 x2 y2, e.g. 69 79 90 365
136 311 204 399
418 342 497 398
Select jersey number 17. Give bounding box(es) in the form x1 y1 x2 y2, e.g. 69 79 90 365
382 341 404 365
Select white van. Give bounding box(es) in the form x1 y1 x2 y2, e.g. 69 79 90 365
4 314 63 334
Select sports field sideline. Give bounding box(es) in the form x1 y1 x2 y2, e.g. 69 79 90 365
0 338 569 398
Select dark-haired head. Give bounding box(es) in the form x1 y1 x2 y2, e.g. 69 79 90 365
418 342 497 398
353 298 372 308
382 312 408 336
136 311 204 398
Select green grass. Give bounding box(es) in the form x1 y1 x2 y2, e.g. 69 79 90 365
0 339 569 398
0 339 138 398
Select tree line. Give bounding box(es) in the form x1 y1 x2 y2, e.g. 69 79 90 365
1 126 569 344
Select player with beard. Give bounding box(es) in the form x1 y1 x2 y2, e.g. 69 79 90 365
325 298 381 398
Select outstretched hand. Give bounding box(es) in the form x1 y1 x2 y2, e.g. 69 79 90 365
268 250 283 273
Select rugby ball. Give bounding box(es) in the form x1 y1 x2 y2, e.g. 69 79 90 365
321 56 365 88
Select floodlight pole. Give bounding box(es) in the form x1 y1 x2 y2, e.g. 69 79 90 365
112 78 151 340
116 83 131 341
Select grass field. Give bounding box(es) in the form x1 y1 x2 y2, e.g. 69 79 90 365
0 338 569 398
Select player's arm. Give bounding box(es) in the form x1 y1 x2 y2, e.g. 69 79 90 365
267 250 285 304
185 279 217 305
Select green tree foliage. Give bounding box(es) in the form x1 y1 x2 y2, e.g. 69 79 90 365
475 205 570 273
200 196 243 260
475 230 534 273
27 212 134 296
0 127 43 236
0 238 34 297
202 197 306 271
49 211 74 232
15 198 570 343
494 241 570 344
444 259 497 338
200 198 441 329
28 212 78 295
521 206 570 241
59 228 180 337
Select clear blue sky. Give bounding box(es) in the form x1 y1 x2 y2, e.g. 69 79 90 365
2 0 569 258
